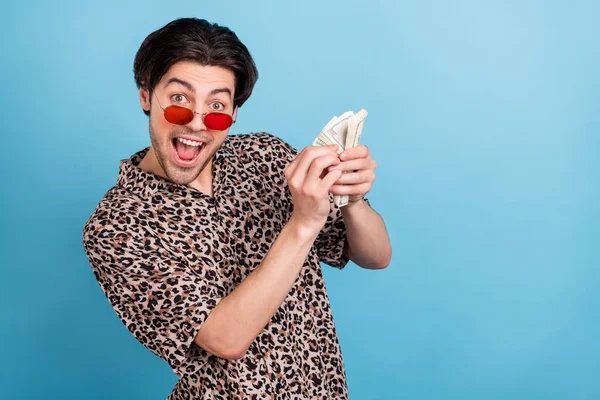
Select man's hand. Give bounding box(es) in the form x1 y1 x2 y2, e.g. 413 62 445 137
284 144 343 231
328 144 377 204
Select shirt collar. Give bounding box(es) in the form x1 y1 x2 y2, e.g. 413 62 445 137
116 136 235 200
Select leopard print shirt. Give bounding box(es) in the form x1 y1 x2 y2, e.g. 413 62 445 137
82 132 353 399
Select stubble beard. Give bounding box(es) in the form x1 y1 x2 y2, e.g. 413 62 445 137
148 119 221 185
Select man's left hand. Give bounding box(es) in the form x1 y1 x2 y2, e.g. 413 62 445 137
327 144 377 204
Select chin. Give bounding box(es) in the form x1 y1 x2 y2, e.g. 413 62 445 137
163 146 216 185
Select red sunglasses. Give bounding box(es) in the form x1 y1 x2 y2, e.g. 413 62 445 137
153 92 235 130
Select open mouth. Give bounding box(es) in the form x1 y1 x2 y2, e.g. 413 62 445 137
171 137 205 166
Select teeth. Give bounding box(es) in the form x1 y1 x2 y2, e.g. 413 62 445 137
177 137 203 147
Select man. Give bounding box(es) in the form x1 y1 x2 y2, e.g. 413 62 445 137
83 17 391 399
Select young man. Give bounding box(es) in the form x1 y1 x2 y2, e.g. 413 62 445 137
83 17 391 399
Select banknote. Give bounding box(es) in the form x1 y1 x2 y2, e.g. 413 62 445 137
313 109 369 207
345 109 368 149
313 112 353 152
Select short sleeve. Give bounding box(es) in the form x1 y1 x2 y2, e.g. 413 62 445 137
314 200 350 269
259 132 355 270
82 216 223 377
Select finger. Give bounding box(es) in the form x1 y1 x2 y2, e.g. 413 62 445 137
284 149 302 179
332 170 375 185
328 158 374 173
284 148 310 188
290 145 339 181
305 154 341 187
285 144 337 182
329 182 372 195
319 168 344 191
339 144 369 161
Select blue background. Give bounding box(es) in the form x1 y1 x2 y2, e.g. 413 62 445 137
1 1 598 399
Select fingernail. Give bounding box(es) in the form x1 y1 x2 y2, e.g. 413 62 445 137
340 153 348 160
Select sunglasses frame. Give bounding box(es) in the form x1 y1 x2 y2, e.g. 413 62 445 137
152 91 236 130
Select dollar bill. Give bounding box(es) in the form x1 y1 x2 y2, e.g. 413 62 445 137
314 112 354 152
313 135 333 147
313 109 368 207
335 109 369 206
345 109 368 149
326 112 353 149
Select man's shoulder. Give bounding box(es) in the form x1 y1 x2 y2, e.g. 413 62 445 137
226 132 298 161
226 131 285 146
82 187 147 242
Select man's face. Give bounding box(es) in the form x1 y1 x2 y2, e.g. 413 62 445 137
141 61 237 185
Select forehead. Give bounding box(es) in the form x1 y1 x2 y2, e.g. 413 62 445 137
159 61 235 94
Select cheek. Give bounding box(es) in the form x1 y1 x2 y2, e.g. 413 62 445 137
149 130 173 153
150 114 175 138
211 131 229 147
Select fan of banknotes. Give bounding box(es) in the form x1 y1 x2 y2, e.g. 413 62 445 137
313 109 368 207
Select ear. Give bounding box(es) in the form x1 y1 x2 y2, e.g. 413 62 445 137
232 106 239 122
139 87 151 113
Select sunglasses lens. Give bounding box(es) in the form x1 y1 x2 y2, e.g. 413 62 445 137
204 113 233 130
164 106 194 125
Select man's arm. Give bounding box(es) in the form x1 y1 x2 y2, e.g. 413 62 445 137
341 199 392 269
194 216 318 360
329 144 392 270
194 145 343 360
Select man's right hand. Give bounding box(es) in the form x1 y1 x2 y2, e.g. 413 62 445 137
284 144 343 233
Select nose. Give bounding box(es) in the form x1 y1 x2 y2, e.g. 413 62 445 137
187 111 208 132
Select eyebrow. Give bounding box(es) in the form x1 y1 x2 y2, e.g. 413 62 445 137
163 77 232 98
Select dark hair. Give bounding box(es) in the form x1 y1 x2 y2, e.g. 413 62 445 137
133 18 258 116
